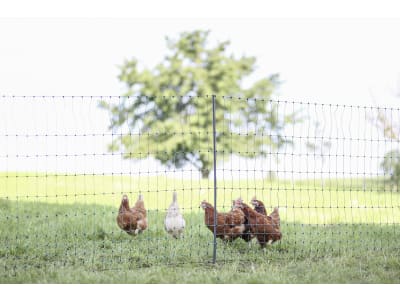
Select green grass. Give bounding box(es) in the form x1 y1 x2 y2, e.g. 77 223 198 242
0 173 399 283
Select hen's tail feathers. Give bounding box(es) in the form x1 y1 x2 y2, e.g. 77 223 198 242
137 219 147 231
173 191 177 202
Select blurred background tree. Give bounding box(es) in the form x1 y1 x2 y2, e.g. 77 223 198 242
101 30 298 178
381 150 400 191
371 76 400 190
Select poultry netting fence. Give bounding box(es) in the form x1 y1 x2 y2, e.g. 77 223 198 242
0 95 399 276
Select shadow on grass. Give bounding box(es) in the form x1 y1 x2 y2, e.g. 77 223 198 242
0 198 399 279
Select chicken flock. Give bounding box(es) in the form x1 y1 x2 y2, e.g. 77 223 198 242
117 193 281 249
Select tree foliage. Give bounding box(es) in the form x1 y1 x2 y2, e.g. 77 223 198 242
101 30 298 178
371 90 400 189
381 149 400 190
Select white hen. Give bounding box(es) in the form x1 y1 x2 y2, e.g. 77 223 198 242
164 191 186 238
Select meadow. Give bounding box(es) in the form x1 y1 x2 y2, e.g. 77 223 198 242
0 173 399 283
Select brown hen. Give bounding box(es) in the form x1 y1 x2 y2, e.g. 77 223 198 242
232 198 254 243
201 201 246 242
117 194 148 235
251 196 281 230
250 197 267 216
235 199 281 249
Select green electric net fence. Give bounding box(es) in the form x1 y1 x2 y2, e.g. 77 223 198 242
0 95 399 277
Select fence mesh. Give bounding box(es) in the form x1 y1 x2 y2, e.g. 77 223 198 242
0 95 399 276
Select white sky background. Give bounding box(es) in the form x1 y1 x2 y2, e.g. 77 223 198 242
1 17 400 179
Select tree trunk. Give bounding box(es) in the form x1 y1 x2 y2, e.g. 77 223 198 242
201 168 210 179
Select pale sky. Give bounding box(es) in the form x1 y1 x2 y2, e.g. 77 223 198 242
1 18 400 179
1 18 400 104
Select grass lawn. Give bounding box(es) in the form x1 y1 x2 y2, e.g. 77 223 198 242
0 173 399 283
